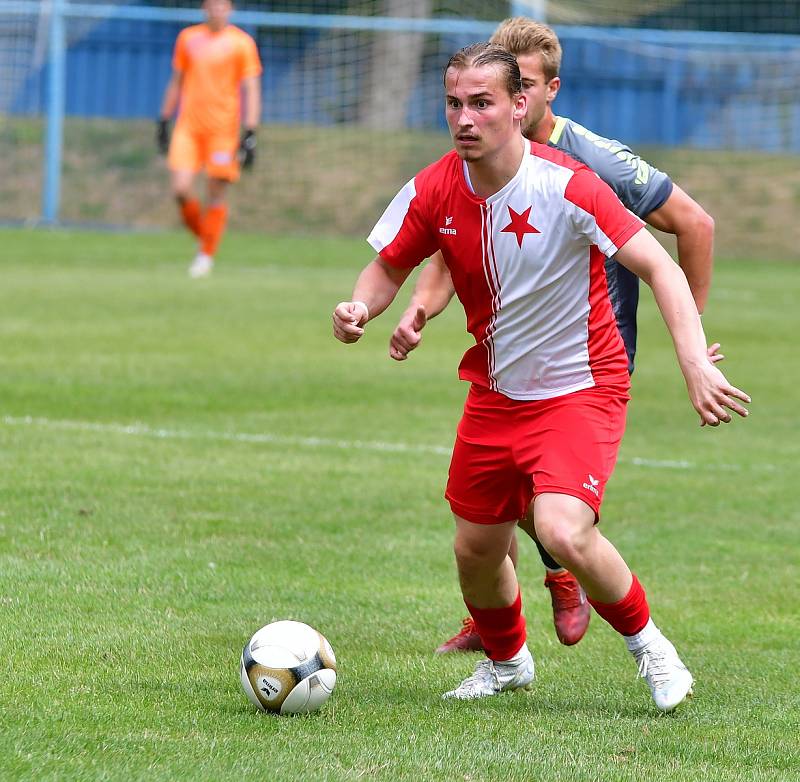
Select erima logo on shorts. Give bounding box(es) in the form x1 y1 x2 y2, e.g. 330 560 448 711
212 151 233 164
582 474 600 497
439 216 457 235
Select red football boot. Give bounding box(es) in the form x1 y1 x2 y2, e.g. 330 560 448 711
435 617 484 654
544 569 590 645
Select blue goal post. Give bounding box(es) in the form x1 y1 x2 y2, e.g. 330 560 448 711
3 0 501 224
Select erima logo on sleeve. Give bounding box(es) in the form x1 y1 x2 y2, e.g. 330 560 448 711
439 216 457 235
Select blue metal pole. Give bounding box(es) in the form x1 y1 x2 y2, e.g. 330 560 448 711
43 0 67 224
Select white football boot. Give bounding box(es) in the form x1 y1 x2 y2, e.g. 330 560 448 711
443 645 534 700
629 624 694 712
188 253 214 278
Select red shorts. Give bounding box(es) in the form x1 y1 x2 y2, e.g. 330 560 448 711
445 383 629 525
168 122 240 182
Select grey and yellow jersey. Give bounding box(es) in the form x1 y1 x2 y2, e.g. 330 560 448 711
547 116 673 218
547 116 673 372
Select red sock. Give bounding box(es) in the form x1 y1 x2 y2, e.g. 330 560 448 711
200 204 228 256
179 198 202 237
588 574 650 636
465 590 526 661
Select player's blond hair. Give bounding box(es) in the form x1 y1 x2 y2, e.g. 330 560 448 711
490 17 562 82
444 42 522 97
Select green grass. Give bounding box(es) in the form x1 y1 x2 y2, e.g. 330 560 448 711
0 228 798 781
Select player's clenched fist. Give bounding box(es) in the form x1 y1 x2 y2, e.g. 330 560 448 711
389 304 427 361
332 301 369 343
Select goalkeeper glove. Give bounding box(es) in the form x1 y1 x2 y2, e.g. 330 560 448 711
156 118 170 155
239 128 257 170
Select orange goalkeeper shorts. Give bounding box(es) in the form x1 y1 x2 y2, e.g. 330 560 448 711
168 123 240 182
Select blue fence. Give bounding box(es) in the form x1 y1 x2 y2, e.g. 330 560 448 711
9 12 800 144
2 1 799 222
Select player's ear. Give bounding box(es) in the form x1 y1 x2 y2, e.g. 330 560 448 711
546 76 561 104
513 92 527 122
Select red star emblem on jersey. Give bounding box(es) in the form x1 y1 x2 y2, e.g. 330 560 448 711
500 205 540 248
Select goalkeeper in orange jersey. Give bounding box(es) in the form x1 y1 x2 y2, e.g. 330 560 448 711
156 0 262 278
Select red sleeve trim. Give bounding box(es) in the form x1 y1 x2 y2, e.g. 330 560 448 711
610 219 645 252
378 249 418 269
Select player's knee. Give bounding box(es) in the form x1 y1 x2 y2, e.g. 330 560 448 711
453 534 503 573
534 508 592 565
534 520 570 561
207 178 229 205
453 537 480 571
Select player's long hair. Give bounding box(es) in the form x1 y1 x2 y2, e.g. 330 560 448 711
490 17 562 82
444 43 522 98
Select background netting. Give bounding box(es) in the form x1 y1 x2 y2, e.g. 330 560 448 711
1 0 798 259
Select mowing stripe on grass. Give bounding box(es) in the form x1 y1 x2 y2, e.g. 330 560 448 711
0 414 764 472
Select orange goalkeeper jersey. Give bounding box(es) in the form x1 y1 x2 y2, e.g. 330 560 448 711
173 23 262 136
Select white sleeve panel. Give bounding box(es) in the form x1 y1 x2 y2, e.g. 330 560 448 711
563 168 644 258
367 178 417 253
566 201 622 257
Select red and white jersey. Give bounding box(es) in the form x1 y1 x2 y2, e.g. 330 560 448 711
368 140 643 400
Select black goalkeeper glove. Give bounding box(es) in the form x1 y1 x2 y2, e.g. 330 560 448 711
239 128 257 170
156 118 170 155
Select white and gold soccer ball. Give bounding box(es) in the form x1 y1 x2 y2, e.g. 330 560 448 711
240 620 337 715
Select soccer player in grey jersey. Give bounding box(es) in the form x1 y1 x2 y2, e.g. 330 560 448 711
547 116 674 375
388 18 719 654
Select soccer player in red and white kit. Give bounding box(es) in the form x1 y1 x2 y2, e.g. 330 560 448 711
332 43 749 710
393 18 719 654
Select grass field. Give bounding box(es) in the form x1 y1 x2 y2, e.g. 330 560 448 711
0 228 798 781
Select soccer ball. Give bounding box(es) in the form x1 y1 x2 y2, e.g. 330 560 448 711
240 620 337 715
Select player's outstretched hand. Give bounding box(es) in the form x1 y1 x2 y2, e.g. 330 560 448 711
684 361 750 427
390 304 427 361
156 119 170 155
239 129 256 170
707 342 724 364
333 301 369 344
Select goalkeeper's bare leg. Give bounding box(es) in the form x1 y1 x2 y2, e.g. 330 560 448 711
170 171 230 278
170 168 208 276
188 177 230 278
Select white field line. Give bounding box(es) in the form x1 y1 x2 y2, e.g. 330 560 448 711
0 414 763 472
1 415 452 457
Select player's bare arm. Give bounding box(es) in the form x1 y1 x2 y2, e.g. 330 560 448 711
159 70 184 121
389 252 455 361
333 257 412 344
614 228 750 426
242 75 261 130
645 183 715 314
644 183 725 364
644 186 720 361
